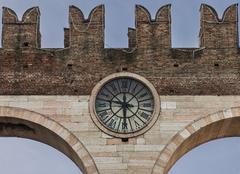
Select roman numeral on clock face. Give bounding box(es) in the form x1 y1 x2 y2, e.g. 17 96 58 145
122 122 128 130
98 111 108 120
108 118 117 130
109 82 117 92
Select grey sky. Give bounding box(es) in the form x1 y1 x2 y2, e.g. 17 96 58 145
169 137 240 174
0 137 81 174
0 1 240 174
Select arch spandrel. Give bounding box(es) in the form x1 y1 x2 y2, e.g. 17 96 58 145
0 106 99 174
152 107 240 174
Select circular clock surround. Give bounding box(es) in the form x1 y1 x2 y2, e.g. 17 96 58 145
89 72 160 138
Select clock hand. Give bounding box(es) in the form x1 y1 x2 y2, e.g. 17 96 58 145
111 100 123 105
122 93 127 130
112 97 136 107
126 103 135 107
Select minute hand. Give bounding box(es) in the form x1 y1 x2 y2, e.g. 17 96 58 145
122 93 127 129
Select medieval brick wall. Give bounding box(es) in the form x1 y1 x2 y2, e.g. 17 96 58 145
0 4 239 95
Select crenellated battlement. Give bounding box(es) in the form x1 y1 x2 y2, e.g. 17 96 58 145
66 5 104 49
132 4 171 49
199 4 238 48
1 4 238 50
2 7 41 49
0 4 239 95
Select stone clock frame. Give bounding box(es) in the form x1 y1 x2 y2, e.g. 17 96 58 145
89 72 161 138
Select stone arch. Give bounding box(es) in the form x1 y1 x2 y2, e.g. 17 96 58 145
152 107 240 174
0 106 98 174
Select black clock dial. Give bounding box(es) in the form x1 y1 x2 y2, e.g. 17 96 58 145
95 78 154 133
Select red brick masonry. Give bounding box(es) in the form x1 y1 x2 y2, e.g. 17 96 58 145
0 4 239 95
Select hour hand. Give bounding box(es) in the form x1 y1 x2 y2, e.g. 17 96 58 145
126 103 135 108
112 100 123 105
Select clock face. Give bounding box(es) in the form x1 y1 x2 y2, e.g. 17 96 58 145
95 77 155 134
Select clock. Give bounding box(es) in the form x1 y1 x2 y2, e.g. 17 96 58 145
90 73 160 138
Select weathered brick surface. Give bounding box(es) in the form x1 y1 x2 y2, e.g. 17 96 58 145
199 4 238 48
0 4 239 95
2 7 41 49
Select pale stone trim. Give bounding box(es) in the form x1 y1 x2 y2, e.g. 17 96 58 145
179 129 191 139
223 108 233 118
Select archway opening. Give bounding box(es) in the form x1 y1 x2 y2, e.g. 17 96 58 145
168 137 240 174
153 108 240 174
0 137 82 174
0 107 98 174
165 116 240 173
